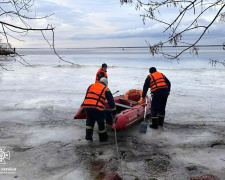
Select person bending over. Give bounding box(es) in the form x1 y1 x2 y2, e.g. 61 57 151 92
81 77 116 142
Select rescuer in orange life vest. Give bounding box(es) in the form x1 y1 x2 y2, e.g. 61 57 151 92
81 77 116 142
95 63 108 83
141 67 171 129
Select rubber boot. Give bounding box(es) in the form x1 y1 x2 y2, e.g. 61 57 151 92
85 129 93 141
158 117 164 126
149 119 158 129
99 132 108 142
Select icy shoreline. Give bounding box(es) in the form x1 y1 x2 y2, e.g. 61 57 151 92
0 116 224 179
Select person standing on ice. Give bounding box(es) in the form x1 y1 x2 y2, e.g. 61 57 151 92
140 67 171 129
95 63 108 83
81 77 116 142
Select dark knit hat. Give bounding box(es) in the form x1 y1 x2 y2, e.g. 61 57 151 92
149 67 157 73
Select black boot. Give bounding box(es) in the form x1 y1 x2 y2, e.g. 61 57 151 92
158 118 164 126
149 119 158 129
99 132 108 142
85 129 93 141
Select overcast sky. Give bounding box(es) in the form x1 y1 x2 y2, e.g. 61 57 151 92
5 0 225 48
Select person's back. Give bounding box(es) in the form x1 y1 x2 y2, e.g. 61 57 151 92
82 82 108 111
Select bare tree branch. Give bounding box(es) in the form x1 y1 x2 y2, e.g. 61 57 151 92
0 0 74 68
121 0 225 60
0 20 54 31
209 59 225 66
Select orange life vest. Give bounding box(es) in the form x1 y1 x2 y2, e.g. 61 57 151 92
149 72 168 92
81 83 108 111
95 68 108 83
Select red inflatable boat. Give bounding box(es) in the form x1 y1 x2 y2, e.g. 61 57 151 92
74 89 151 130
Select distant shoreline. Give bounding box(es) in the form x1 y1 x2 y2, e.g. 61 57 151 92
16 45 224 49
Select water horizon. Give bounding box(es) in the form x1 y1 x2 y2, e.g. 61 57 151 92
16 44 224 49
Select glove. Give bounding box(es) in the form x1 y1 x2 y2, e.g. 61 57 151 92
111 109 116 116
111 110 117 123
112 115 117 123
138 97 145 104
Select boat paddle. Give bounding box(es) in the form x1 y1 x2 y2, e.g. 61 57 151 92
112 90 119 95
139 98 148 133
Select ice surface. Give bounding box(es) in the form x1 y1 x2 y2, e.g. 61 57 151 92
0 47 225 179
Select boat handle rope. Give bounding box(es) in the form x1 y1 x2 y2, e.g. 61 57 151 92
112 114 124 179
